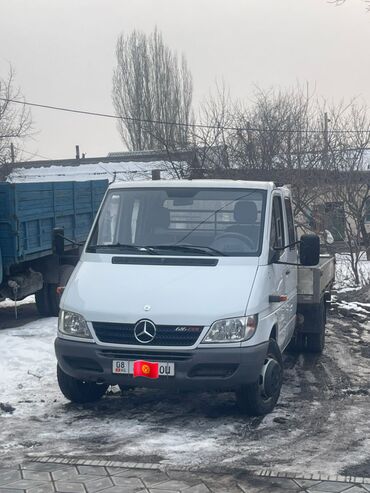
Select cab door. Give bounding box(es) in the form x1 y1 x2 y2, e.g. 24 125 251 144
282 197 298 343
268 194 290 349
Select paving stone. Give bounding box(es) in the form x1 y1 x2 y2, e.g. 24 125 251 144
201 485 242 493
62 475 106 485
51 470 80 481
166 472 201 485
148 490 180 493
344 487 370 493
27 485 56 493
294 480 322 489
100 487 148 493
54 481 86 493
0 489 24 493
84 477 114 493
150 480 201 492
135 471 169 488
257 489 302 493
265 478 302 490
105 468 129 476
237 480 272 493
22 472 51 481
307 481 356 492
0 471 22 486
76 466 108 477
22 464 68 473
111 476 145 490
1 480 47 490
182 484 210 493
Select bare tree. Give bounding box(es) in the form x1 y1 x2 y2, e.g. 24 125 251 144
0 67 32 178
112 28 193 152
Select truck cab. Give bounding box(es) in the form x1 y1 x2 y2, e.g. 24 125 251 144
55 180 324 415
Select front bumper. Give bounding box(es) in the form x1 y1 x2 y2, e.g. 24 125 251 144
55 338 269 391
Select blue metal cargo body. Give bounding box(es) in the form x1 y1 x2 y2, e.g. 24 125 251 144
0 180 108 315
0 180 107 271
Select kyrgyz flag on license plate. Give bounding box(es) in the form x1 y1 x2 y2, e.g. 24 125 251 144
133 360 159 379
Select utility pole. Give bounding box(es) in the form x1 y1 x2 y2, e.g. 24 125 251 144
10 143 15 164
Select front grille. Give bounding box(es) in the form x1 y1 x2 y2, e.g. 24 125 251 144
93 322 203 346
97 349 192 361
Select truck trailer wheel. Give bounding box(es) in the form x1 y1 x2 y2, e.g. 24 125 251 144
236 339 283 416
35 285 52 316
57 365 108 403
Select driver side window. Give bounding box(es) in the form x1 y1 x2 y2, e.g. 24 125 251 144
270 196 285 252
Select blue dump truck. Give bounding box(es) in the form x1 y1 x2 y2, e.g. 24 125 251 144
0 180 108 316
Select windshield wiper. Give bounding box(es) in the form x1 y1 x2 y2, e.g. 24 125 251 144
86 243 152 254
145 244 227 256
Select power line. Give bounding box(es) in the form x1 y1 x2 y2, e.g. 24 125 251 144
13 146 51 161
2 96 370 135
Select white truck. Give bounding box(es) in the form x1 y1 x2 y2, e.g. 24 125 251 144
55 180 335 416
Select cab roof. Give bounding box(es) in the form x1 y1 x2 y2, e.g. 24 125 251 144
109 179 279 192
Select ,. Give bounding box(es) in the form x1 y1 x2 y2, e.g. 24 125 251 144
54 179 335 416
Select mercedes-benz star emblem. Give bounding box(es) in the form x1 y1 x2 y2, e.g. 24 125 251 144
134 320 157 344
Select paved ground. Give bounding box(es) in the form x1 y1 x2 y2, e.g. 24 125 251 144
0 460 369 493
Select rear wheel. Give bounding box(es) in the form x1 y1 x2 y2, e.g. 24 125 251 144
305 307 325 353
289 301 326 354
236 339 283 416
57 365 108 403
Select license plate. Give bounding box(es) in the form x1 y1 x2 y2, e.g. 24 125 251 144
112 360 175 376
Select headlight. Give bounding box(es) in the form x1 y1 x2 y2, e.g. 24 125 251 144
202 315 258 343
58 310 92 339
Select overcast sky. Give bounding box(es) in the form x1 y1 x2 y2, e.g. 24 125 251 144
1 0 370 161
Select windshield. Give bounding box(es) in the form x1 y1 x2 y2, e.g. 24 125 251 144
87 187 266 256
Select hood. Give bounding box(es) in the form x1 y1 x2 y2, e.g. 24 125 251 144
62 256 258 326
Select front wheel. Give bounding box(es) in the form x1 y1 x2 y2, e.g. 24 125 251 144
236 339 283 416
57 365 108 403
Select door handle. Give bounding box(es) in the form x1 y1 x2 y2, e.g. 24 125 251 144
285 270 291 275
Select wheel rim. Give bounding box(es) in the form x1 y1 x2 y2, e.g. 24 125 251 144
259 357 283 401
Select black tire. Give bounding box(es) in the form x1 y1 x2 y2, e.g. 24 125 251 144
57 364 108 403
289 301 326 354
303 301 326 354
35 284 52 316
236 339 283 416
49 264 75 316
287 332 305 353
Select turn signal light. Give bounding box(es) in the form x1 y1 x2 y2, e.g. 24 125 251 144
269 295 288 303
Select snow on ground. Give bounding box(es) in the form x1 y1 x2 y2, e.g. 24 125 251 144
334 253 370 293
333 254 370 318
0 296 35 308
0 314 369 477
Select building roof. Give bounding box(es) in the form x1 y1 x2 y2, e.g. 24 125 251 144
6 149 198 183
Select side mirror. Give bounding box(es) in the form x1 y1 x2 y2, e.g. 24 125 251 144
300 234 320 266
52 227 65 256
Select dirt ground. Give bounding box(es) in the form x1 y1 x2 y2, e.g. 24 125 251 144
0 306 369 478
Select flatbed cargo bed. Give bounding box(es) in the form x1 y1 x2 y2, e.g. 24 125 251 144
297 255 335 304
